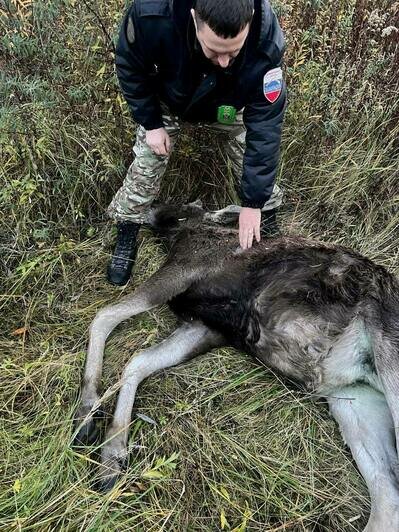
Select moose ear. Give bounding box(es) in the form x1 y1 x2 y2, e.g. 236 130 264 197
188 199 203 208
148 205 179 231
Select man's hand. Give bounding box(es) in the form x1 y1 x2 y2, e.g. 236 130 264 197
146 127 171 156
239 207 261 250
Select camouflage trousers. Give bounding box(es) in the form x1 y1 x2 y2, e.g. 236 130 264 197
108 109 283 224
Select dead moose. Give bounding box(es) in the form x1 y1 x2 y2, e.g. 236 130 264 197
74 202 399 532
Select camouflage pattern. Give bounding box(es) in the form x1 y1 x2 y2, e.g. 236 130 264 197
108 109 283 224
108 112 180 223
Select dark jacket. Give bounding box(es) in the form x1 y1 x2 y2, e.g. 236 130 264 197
116 0 286 208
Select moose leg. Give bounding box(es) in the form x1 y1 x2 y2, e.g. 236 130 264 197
74 265 202 444
327 384 399 532
97 321 224 491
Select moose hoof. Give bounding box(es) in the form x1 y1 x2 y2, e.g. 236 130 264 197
95 440 128 492
73 405 103 446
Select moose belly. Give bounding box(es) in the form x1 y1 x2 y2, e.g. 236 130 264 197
255 316 381 393
169 285 381 394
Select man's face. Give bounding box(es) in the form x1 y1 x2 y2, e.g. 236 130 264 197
191 9 250 68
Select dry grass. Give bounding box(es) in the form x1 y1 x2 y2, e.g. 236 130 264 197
1 230 372 532
1 0 398 530
3 200 397 530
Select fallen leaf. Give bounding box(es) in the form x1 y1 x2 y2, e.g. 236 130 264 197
11 327 28 336
13 479 22 493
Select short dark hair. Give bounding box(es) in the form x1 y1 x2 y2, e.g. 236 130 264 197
194 0 254 38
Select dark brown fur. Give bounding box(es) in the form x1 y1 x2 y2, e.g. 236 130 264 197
75 203 399 529
151 203 399 392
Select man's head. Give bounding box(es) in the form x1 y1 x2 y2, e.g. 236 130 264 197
191 0 254 68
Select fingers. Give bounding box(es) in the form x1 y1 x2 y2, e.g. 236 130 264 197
239 224 248 249
165 132 171 153
254 223 261 243
152 143 168 156
246 228 254 250
239 208 261 250
145 128 171 156
239 226 254 250
239 226 245 249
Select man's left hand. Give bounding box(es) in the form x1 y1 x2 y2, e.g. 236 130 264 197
239 207 261 249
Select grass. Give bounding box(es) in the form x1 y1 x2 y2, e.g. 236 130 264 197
1 0 398 530
0 220 383 531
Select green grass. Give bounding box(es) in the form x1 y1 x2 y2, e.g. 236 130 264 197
1 0 398 530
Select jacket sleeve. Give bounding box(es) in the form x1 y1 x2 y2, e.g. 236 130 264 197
115 4 163 131
240 76 287 209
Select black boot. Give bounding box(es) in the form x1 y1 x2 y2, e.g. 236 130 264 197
107 221 141 286
260 208 281 238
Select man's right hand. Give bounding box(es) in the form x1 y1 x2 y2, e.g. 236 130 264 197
145 127 171 156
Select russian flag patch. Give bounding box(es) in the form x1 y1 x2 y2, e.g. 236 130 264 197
263 67 283 103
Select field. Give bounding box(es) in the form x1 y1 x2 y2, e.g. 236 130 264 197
0 0 398 530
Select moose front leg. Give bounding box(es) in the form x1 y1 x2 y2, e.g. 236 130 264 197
73 263 204 445
96 321 224 492
74 293 151 445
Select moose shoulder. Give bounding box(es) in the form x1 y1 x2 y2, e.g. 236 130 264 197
74 202 399 532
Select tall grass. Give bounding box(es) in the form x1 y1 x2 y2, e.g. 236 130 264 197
0 0 398 530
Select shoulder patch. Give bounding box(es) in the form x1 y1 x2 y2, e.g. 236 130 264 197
263 67 283 103
127 16 135 44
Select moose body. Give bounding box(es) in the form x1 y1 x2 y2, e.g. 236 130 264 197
75 203 399 531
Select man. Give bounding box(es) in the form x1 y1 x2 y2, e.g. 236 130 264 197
108 0 286 286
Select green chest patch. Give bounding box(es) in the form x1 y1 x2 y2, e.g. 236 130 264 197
217 105 237 125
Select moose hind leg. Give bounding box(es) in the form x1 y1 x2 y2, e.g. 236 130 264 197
327 384 399 532
97 321 224 491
